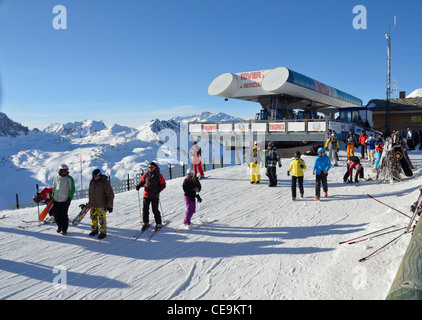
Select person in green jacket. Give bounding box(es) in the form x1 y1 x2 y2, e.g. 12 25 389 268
51 164 75 235
287 151 307 200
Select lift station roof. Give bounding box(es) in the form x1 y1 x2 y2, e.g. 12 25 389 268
208 67 362 112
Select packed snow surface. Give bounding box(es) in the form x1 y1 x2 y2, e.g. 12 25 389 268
0 150 421 300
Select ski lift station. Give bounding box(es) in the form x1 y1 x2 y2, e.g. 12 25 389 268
189 67 366 148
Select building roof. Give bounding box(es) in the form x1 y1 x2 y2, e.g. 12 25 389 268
367 98 422 111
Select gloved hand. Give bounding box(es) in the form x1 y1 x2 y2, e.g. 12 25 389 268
300 164 304 169
136 183 141 191
107 207 113 213
287 171 290 176
278 162 282 168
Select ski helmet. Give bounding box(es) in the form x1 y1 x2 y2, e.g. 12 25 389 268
317 147 325 154
294 151 301 158
186 168 194 176
92 169 101 177
59 164 68 171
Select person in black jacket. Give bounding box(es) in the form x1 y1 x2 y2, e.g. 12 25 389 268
182 168 202 228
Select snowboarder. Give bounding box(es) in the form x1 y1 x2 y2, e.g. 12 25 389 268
346 129 358 159
249 141 261 183
136 162 166 230
325 133 339 166
88 169 115 239
33 187 55 222
190 141 205 178
182 168 202 229
265 142 281 187
287 151 307 200
51 164 75 235
313 148 331 200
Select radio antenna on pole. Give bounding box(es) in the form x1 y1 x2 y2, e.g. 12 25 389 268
385 15 396 136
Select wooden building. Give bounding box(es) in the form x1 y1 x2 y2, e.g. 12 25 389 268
367 97 422 132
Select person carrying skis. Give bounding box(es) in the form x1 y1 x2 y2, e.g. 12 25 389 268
190 141 205 178
51 164 75 235
287 151 306 200
182 168 202 229
325 133 339 166
313 148 331 201
249 141 261 183
346 129 358 159
136 162 166 231
265 142 281 187
88 169 115 239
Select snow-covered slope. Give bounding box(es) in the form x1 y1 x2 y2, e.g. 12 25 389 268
0 149 421 301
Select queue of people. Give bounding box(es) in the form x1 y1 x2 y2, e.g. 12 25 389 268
43 132 396 237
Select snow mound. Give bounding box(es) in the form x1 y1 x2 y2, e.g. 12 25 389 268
406 88 422 98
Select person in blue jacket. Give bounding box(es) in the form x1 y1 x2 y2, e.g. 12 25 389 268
312 148 331 201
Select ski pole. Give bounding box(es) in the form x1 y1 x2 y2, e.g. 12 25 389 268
347 227 406 245
137 190 142 224
339 225 397 244
159 198 166 221
359 232 406 262
367 194 411 219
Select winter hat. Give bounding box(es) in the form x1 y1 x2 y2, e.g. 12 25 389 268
92 169 101 177
59 164 68 171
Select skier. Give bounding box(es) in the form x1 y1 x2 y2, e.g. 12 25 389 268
325 133 339 166
406 128 414 150
344 156 363 183
373 138 384 172
287 151 307 200
190 141 205 178
366 135 376 165
51 164 75 235
249 141 261 184
182 168 202 229
346 129 358 159
136 162 166 231
358 131 368 159
265 142 281 187
88 169 115 239
313 148 331 201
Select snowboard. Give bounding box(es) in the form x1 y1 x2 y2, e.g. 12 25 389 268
393 145 413 177
38 200 54 221
72 203 91 226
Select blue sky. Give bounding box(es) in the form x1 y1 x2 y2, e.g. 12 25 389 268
0 0 421 129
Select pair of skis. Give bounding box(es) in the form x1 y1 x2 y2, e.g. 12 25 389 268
341 193 422 262
131 220 169 241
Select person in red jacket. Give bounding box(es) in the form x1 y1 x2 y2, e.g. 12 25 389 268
136 162 166 231
358 131 368 159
